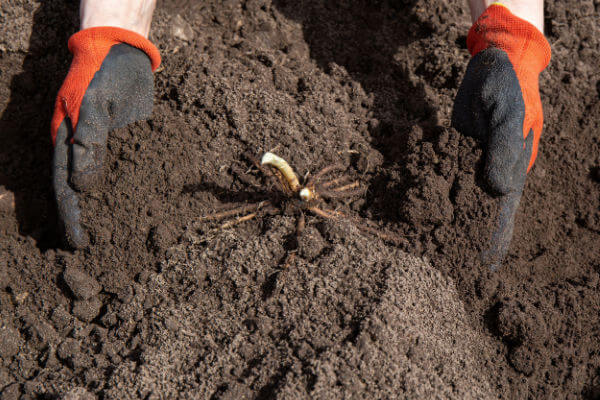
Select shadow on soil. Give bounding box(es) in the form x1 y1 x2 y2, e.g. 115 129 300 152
0 3 78 249
272 0 438 224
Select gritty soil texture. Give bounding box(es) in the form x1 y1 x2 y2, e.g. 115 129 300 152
0 0 599 399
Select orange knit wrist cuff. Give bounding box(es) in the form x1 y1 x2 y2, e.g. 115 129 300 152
467 5 551 77
68 27 161 72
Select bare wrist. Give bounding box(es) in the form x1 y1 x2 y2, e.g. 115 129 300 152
80 0 157 38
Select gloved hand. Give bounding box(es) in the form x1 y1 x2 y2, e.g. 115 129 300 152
51 27 161 248
452 4 551 268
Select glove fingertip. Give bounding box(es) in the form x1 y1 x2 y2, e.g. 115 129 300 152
55 194 90 250
484 129 534 195
53 120 89 250
484 162 514 196
55 189 89 249
65 222 90 249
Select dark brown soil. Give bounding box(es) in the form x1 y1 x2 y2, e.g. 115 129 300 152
1 0 599 399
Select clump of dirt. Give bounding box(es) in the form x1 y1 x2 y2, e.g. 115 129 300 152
0 0 599 399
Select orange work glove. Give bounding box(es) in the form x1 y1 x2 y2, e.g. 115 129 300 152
52 27 161 248
452 4 551 269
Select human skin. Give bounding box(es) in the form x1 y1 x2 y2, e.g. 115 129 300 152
468 0 544 32
80 0 545 42
81 0 544 38
80 0 157 38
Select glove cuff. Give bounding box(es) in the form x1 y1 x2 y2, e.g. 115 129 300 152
467 4 551 76
68 27 161 71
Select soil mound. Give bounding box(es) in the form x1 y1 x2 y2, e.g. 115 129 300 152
103 221 495 399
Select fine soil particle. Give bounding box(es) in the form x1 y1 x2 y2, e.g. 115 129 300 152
0 0 599 399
